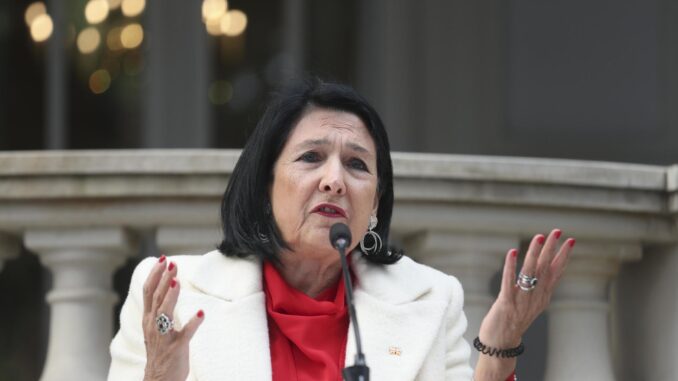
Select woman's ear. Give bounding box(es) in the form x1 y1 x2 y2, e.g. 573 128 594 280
372 192 379 216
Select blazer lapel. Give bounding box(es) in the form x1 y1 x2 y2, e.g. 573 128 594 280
177 251 272 381
346 254 448 381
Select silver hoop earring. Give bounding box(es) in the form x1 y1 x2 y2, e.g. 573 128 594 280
360 215 382 255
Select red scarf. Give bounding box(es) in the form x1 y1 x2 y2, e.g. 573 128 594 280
263 261 349 381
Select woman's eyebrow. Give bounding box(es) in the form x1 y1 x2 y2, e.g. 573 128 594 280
294 139 373 157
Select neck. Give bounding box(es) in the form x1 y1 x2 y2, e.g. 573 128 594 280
276 250 343 298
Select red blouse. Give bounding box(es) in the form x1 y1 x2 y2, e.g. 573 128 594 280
264 262 349 381
263 261 517 381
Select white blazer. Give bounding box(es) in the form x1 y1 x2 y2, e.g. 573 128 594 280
108 251 473 381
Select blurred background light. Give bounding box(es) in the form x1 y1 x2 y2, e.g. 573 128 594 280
85 0 110 24
106 27 124 51
223 10 246 37
24 2 46 27
89 69 111 94
218 13 231 35
202 0 227 22
208 80 233 105
205 18 222 36
30 13 53 42
121 0 145 17
77 27 101 54
107 0 122 10
120 23 143 49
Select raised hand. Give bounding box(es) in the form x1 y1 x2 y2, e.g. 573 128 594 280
474 229 575 380
141 257 204 381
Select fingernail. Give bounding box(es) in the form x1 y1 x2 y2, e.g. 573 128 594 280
537 235 545 245
158 255 166 263
568 238 576 247
510 249 518 258
170 278 177 288
168 262 175 271
554 229 562 239
197 310 204 318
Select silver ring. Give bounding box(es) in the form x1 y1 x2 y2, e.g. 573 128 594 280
517 272 538 291
155 313 174 335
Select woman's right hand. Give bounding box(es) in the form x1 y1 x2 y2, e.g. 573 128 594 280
142 256 204 381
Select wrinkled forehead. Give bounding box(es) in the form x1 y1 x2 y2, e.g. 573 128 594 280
286 106 377 155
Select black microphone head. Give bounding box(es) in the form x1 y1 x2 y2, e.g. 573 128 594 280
330 223 352 250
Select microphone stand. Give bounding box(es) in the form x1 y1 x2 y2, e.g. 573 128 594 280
334 237 369 381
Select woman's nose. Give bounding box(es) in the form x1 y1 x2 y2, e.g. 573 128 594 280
319 161 345 195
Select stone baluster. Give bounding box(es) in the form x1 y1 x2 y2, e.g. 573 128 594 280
0 232 21 273
25 227 137 381
406 231 518 366
156 225 222 256
544 241 641 381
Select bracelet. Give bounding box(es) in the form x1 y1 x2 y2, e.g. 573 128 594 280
473 336 524 358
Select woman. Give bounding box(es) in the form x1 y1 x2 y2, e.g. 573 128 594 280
108 79 575 381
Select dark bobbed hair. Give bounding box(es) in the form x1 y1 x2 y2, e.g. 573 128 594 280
218 77 403 265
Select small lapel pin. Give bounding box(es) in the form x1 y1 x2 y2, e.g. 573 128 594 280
388 346 402 356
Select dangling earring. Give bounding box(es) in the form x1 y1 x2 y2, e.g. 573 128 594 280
360 215 382 255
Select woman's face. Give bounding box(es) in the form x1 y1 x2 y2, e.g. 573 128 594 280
270 107 379 259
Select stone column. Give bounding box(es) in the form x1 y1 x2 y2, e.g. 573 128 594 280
0 232 21 272
406 231 518 366
143 0 210 148
25 228 138 381
544 241 641 381
156 225 222 256
45 0 69 149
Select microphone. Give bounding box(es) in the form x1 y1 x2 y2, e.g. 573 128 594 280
330 223 352 250
329 223 369 381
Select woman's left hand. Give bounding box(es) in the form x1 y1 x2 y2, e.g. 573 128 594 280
477 229 575 365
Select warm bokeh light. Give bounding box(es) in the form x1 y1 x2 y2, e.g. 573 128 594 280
219 13 231 34
208 80 233 105
77 27 101 54
85 0 109 24
89 69 111 94
222 9 247 37
24 2 46 27
205 18 222 36
107 0 122 10
120 23 143 49
202 0 227 22
106 27 124 51
121 0 145 17
30 13 53 42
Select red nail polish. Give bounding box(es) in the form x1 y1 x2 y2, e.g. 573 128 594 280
568 238 576 247
168 262 175 271
170 278 177 288
510 249 518 258
554 229 562 239
537 235 545 245
158 255 166 263
197 310 204 318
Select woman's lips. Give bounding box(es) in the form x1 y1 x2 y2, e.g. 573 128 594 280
311 203 347 218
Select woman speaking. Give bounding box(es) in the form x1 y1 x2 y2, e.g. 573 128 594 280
108 79 575 381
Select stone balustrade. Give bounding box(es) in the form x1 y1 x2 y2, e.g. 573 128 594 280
0 150 676 381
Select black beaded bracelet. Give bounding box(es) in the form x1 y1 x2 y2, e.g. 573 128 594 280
473 336 524 358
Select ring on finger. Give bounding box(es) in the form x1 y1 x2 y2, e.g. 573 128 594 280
517 272 538 292
155 313 174 335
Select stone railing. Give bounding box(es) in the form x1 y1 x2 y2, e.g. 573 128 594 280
0 150 676 381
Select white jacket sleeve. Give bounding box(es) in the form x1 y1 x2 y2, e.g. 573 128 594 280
445 275 474 380
107 257 157 381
